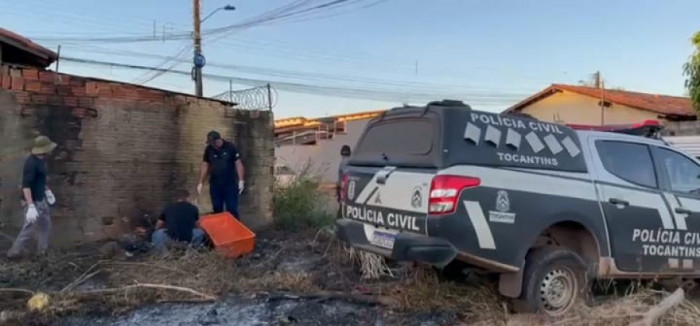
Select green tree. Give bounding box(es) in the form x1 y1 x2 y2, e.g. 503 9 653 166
684 32 700 111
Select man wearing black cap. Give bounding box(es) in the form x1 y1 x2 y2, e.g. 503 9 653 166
197 131 245 219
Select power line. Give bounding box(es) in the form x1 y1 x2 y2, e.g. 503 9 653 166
57 46 539 93
135 44 192 85
2 0 155 36
59 56 527 105
27 0 387 44
57 43 554 89
270 0 389 25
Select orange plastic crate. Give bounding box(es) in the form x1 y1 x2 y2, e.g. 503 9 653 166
199 212 256 258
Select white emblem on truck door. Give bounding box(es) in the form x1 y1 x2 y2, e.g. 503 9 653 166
496 190 510 212
489 190 516 224
411 187 423 209
374 192 382 204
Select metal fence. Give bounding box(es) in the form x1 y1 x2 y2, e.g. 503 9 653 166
212 83 277 111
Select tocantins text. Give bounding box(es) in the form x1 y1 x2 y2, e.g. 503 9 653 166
633 228 700 257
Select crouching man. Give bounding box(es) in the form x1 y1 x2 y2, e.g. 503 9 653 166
7 136 57 259
151 190 205 254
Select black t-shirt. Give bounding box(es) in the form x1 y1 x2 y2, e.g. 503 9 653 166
203 141 241 186
22 155 47 202
159 201 200 242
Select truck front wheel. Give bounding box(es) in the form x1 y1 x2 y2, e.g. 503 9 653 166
514 247 590 316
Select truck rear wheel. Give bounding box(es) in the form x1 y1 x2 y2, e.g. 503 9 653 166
514 247 589 316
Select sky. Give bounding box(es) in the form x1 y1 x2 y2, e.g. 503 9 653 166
1 0 699 119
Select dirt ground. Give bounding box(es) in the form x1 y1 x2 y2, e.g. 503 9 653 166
0 228 466 325
2 228 700 326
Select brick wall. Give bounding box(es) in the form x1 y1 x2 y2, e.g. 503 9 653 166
0 65 274 247
663 120 700 136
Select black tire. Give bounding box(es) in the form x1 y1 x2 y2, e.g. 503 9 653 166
514 247 590 316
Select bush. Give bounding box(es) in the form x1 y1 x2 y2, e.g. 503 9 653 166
273 166 334 231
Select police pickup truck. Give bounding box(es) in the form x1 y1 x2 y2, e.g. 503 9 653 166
336 100 700 316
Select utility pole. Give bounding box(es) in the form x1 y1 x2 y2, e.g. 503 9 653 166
192 3 234 97
55 45 61 73
593 70 601 88
193 0 204 97
599 76 605 125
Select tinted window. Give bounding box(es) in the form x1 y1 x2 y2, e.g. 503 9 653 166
596 141 657 188
656 148 700 195
354 119 433 156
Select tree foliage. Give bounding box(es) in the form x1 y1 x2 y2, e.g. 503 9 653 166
684 32 700 111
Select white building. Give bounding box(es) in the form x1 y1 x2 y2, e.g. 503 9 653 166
274 110 384 186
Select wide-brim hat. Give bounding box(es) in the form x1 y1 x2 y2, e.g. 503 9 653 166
31 136 57 155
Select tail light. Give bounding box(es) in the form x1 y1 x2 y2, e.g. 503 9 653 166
340 173 350 200
429 175 480 215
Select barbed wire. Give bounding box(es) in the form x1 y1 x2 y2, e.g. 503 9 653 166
212 84 278 110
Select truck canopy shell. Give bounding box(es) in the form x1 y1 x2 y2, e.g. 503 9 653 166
350 103 588 173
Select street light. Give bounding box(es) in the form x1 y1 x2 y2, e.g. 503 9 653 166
194 3 235 97
202 5 236 23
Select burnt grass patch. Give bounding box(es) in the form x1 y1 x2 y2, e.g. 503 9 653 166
3 229 700 325
0 229 477 325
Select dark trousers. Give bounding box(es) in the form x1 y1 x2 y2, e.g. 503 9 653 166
210 182 240 219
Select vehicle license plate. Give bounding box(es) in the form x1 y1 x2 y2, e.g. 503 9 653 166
370 231 395 250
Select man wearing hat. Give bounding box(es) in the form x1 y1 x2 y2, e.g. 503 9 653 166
7 136 58 258
197 131 245 219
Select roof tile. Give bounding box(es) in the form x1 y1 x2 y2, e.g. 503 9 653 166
506 84 695 117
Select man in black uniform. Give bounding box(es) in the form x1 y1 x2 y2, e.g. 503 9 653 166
7 136 57 258
152 189 205 254
197 131 245 219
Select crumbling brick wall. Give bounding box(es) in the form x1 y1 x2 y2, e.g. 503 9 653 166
663 121 700 136
0 65 274 247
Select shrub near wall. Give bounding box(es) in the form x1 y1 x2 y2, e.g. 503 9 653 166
273 168 334 231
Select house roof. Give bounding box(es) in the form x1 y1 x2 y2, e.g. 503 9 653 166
505 84 695 118
274 109 386 130
0 28 58 68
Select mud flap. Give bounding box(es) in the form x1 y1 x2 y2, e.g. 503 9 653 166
499 266 524 298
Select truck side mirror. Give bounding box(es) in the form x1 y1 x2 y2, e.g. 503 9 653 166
340 145 351 157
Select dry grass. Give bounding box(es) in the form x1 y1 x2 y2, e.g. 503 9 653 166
0 248 321 324
500 289 700 326
384 265 506 324
4 233 700 325
342 247 395 280
325 236 700 325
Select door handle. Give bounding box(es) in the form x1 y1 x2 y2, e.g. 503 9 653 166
609 198 629 206
675 207 693 215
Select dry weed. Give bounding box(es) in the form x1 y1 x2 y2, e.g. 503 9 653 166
389 265 506 324
356 250 394 280
237 271 318 294
1 248 320 322
6 232 700 325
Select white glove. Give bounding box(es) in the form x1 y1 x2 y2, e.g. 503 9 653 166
196 182 203 195
26 204 39 224
238 180 245 195
45 190 56 205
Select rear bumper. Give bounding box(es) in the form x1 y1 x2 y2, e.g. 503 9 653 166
335 219 457 268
